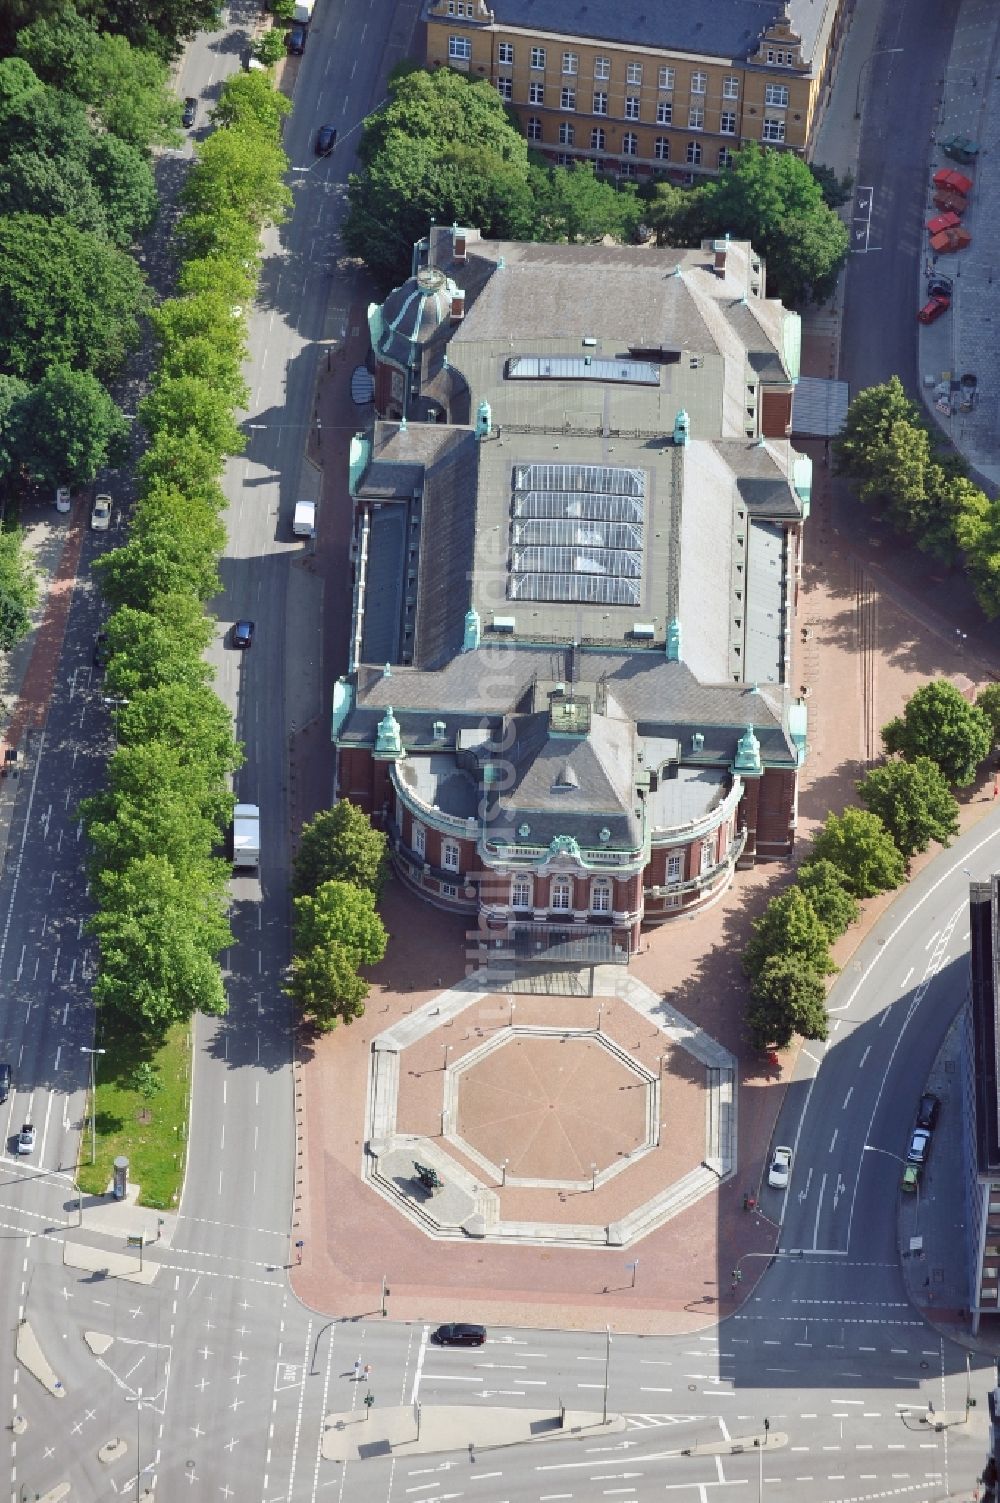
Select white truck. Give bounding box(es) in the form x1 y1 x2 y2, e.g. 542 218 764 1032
292 0 314 21
232 804 260 869
293 499 316 537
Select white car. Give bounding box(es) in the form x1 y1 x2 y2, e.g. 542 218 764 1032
55 486 72 513
768 1145 793 1189
17 1121 35 1156
91 494 112 530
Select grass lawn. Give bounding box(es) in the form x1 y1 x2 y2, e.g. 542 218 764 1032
77 1020 192 1210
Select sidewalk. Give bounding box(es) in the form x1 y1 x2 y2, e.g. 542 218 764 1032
319 1404 622 1462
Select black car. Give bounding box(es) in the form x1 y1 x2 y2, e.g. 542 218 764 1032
287 24 306 53
93 631 110 669
182 96 197 128
916 1092 941 1130
233 620 255 650
431 1323 486 1348
315 124 338 156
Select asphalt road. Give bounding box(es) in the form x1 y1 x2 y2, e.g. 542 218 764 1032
0 0 998 1499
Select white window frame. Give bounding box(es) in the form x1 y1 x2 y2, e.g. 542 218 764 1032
496 77 512 100
498 41 513 65
558 120 575 145
666 852 683 881
441 839 460 872
621 132 638 156
594 55 611 81
665 892 683 910
700 837 714 874
511 877 533 910
560 85 576 110
686 139 702 165
550 878 572 911
658 65 675 91
526 116 542 141
626 61 642 85
591 881 612 913
590 126 605 150
448 35 471 61
762 116 785 142
593 90 608 116
690 71 707 94
619 160 637 178
723 75 740 99
688 104 704 130
440 881 458 898
562 51 578 75
718 146 734 169
720 110 736 135
656 100 672 124
624 95 640 120
654 136 669 160
412 822 426 859
530 45 546 70
528 80 544 104
764 83 789 108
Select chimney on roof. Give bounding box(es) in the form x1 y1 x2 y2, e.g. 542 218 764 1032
713 233 731 277
450 288 466 322
452 224 467 261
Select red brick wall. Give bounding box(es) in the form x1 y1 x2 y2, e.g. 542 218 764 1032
761 387 793 438
756 767 797 854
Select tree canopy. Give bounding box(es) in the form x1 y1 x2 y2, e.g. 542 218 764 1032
293 880 388 967
17 364 130 486
747 954 829 1050
881 679 992 787
809 807 906 897
292 801 389 898
857 756 959 859
743 885 837 985
0 526 39 651
794 859 860 938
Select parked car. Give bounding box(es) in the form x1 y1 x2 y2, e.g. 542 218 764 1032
907 1128 931 1165
287 24 306 52
233 619 255 650
0 1063 10 1102
430 1323 486 1347
17 1121 35 1155
91 493 112 531
901 1163 922 1193
767 1145 793 1189
55 486 72 513
93 631 110 669
315 124 338 156
916 1092 941 1130
917 294 951 324
182 96 197 127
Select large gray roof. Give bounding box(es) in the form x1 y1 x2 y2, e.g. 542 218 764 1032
423 0 834 68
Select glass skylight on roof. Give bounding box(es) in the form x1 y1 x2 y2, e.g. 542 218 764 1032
508 462 646 607
506 355 660 386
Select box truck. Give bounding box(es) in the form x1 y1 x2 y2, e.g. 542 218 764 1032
293 500 316 537
232 804 260 869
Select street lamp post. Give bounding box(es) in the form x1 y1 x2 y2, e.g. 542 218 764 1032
602 1325 611 1425
80 1045 106 1165
863 1143 919 1232
125 1386 155 1500
855 48 904 118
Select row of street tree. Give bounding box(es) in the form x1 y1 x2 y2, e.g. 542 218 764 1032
343 65 849 307
744 680 999 1051
836 375 1000 619
81 69 293 1039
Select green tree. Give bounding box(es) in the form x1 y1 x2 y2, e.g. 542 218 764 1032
743 885 836 985
137 429 226 494
344 67 537 288
529 161 639 242
881 678 992 786
809 807 906 897
176 253 257 306
0 57 46 116
82 746 231 875
0 374 30 485
250 29 287 68
794 858 860 938
0 526 39 650
82 0 223 60
857 756 960 859
139 375 246 457
834 375 923 481
97 491 226 606
17 12 182 150
116 681 242 784
293 880 387 966
809 162 853 209
954 488 1000 620
89 855 229 1032
18 366 130 487
975 683 1000 747
0 214 148 380
285 941 370 1031
175 205 263 266
858 418 932 532
103 596 214 698
210 69 291 137
747 954 829 1050
292 801 389 897
182 129 291 228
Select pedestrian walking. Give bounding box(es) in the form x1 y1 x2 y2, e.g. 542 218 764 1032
353 1357 362 1381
